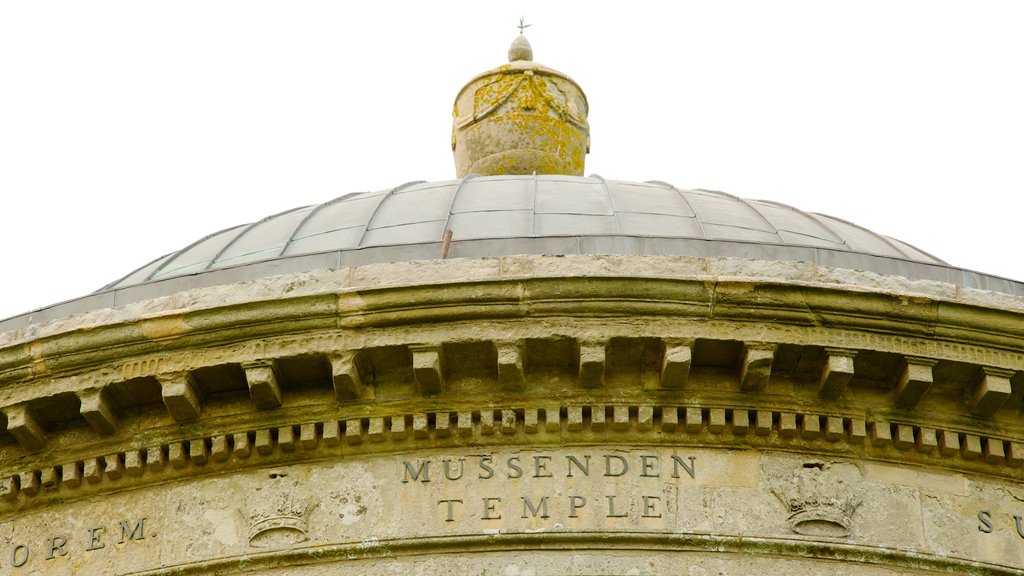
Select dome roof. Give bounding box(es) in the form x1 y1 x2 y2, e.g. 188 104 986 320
104 174 949 292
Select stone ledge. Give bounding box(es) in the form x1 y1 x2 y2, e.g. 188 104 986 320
96 530 1020 576
3 403 1021 512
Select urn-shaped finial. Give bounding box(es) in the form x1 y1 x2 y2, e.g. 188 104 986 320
452 35 590 177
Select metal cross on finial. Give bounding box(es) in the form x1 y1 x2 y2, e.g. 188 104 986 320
518 16 531 34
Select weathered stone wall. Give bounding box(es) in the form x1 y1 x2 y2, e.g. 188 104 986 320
2 255 1024 574
3 447 1022 574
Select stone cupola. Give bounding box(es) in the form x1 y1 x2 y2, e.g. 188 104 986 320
452 34 590 177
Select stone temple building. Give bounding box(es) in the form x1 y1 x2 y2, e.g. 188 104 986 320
2 34 1024 575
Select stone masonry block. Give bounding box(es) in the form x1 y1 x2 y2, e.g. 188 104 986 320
242 361 283 409
916 428 938 454
819 349 855 400
755 411 772 436
78 388 120 435
579 341 606 388
496 341 525 390
591 406 606 431
740 344 775 392
330 352 364 400
278 426 296 451
779 413 798 438
824 416 844 441
661 406 679 432
300 423 318 449
125 450 145 475
638 406 654 432
938 430 960 456
869 421 892 447
211 436 230 461
159 372 202 422
969 367 1013 417
19 471 39 497
411 345 445 395
660 340 693 389
801 414 821 440
368 417 386 441
233 433 252 458
685 407 703 434
1007 442 1024 467
893 424 915 450
612 406 630 431
961 433 983 460
4 404 45 452
147 446 167 471
345 419 363 445
894 357 937 408
105 453 125 480
732 409 750 435
708 408 726 434
62 462 82 488
984 437 1005 464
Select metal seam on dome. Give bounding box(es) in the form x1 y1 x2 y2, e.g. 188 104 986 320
590 174 620 234
356 181 427 249
440 175 476 245
648 181 707 240
280 192 366 257
749 199 845 244
725 195 781 237
804 212 912 260
531 172 539 237
203 206 313 272
885 236 948 265
98 252 174 291
143 224 250 282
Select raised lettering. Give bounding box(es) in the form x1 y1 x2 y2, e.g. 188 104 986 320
443 458 465 481
1015 515 1024 539
46 535 68 559
482 497 502 520
977 510 994 533
640 455 659 477
507 457 523 479
86 527 105 551
119 518 146 543
567 455 590 477
478 456 494 479
11 544 28 568
402 460 430 483
521 495 550 519
438 499 463 522
606 495 627 518
604 454 628 477
568 495 586 518
671 455 696 479
642 495 662 518
533 455 553 478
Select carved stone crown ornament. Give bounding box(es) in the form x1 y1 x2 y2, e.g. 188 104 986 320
242 480 316 548
772 461 863 538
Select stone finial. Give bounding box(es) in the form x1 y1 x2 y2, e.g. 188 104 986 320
508 35 533 62
452 36 590 177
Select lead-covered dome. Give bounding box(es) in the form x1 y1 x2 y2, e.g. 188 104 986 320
105 175 948 294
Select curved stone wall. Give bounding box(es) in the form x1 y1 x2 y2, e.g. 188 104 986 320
1 255 1023 574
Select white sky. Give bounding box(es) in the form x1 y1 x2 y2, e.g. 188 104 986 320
1 1 1023 321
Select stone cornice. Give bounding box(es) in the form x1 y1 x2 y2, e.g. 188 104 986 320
3 262 1024 384
3 256 1024 513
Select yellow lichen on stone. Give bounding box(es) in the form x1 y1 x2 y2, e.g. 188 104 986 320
452 36 589 177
